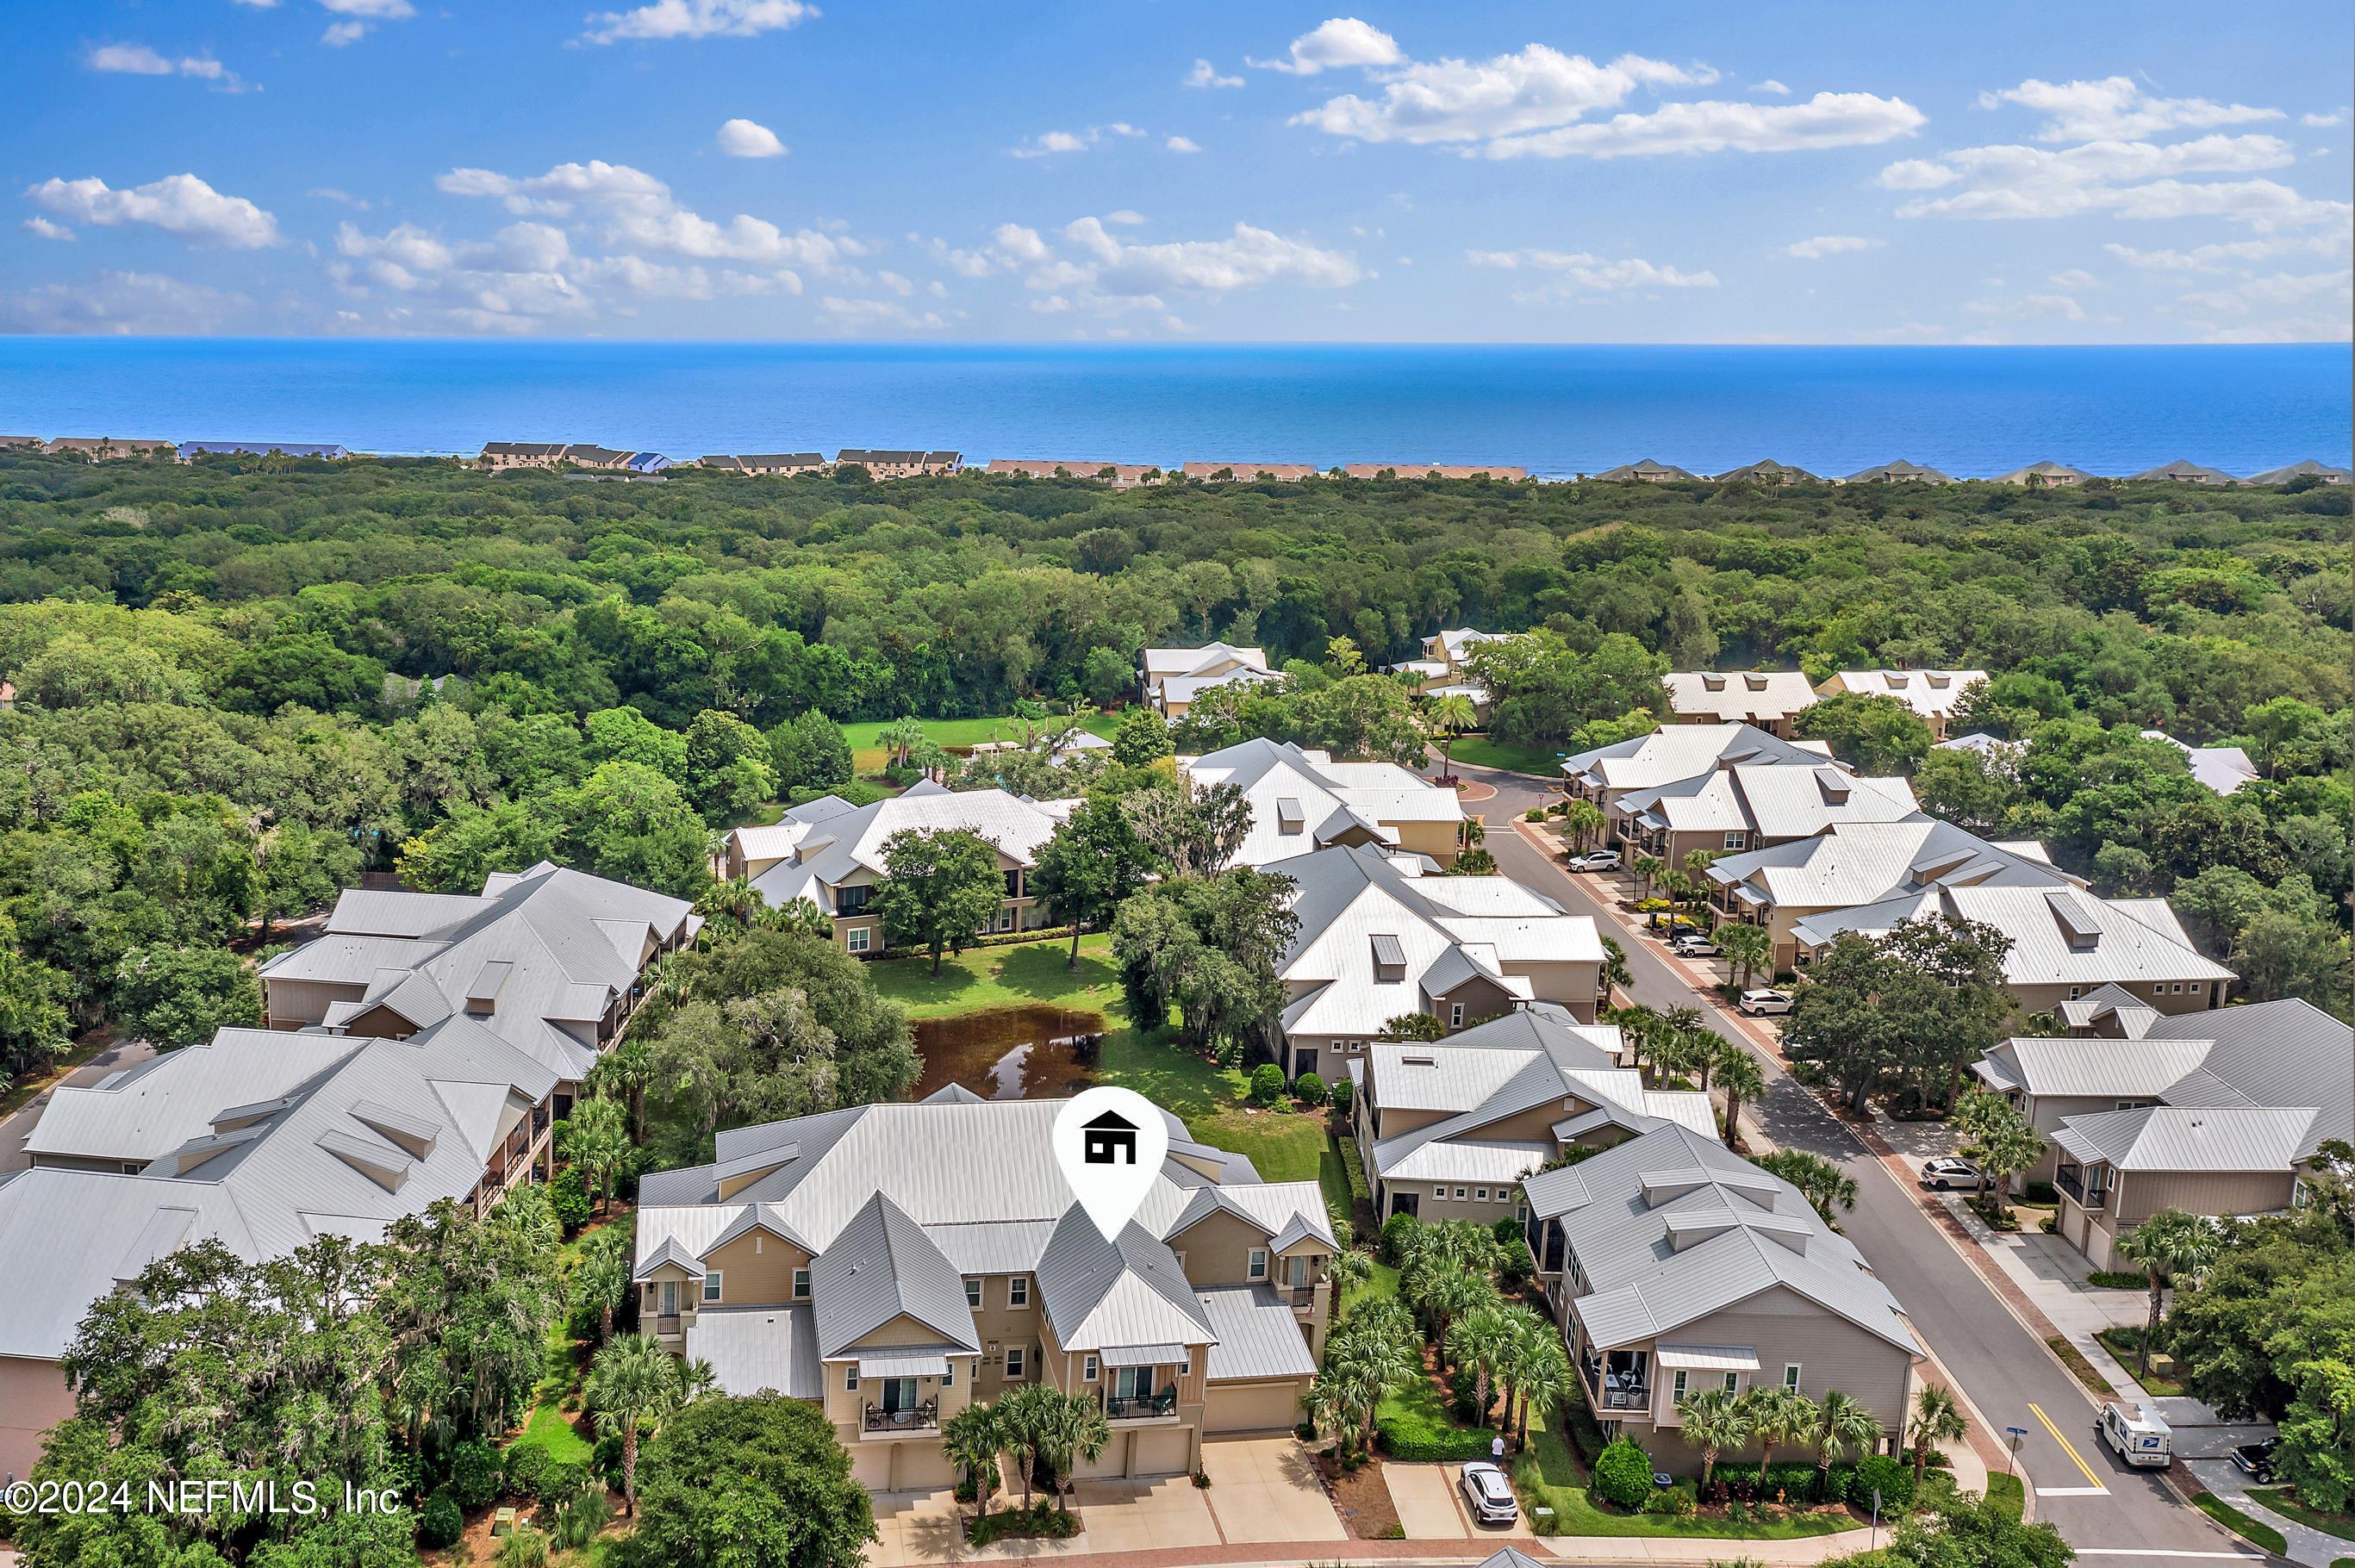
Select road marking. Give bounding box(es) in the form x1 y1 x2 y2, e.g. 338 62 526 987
2072 1552 2263 1559
2034 1485 2112 1496
2029 1402 2108 1490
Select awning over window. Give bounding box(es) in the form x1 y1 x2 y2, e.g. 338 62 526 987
1100 1343 1185 1367
1655 1344 1760 1372
857 1352 951 1378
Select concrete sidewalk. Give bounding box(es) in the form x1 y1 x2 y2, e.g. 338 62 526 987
2184 1461 2346 1568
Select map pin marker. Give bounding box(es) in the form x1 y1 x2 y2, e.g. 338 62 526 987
1054 1086 1169 1244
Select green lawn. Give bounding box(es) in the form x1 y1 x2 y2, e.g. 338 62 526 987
2095 1327 2187 1397
1442 736 1567 778
1343 1260 1400 1315
1985 1472 2026 1521
839 712 1123 774
508 1247 595 1467
2252 1487 2355 1542
869 934 1332 1185
1514 1401 1864 1540
2196 1492 2290 1557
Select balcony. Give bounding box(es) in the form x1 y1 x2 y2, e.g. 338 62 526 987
1579 1356 1650 1414
654 1314 682 1337
1106 1391 1180 1422
863 1401 939 1436
2055 1165 2107 1210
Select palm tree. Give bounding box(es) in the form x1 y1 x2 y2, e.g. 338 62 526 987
878 715 927 769
1908 1384 1967 1487
1631 853 1664 899
1810 1391 1883 1503
1598 935 1632 1003
1659 868 1692 922
1509 1324 1573 1453
1608 1004 1662 1072
996 1382 1058 1512
586 1334 695 1515
1561 799 1605 851
1412 1266 1497 1354
1325 1327 1416 1453
1682 847 1719 897
1325 1246 1374 1302
1752 1148 1859 1224
1714 1047 1766 1151
1676 1387 1753 1492
1428 692 1479 775
2117 1210 2219 1376
572 1229 632 1345
1743 1385 1809 1485
1032 1391 1112 1512
1720 923 1772 991
942 1402 1005 1523
1777 1394 1823 1498
1492 1304 1559 1448
1446 1306 1517 1428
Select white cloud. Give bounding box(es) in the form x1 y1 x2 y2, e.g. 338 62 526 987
1978 77 2283 142
1785 233 1880 258
719 268 803 296
1292 43 1711 145
315 0 414 45
1186 58 1243 90
87 43 243 86
25 172 279 248
22 217 74 241
437 158 857 265
584 0 813 43
2176 268 2353 315
329 220 592 331
1010 124 1149 159
818 296 946 331
0 270 249 334
2104 233 2351 271
1752 78 1790 95
1966 291 2087 321
2047 267 2101 289
991 222 1050 262
1062 216 1363 293
2303 110 2347 128
1250 17 1403 76
1104 210 1146 226
1167 135 1201 153
308 187 371 208
1467 247 1717 290
1483 90 1924 159
1880 134 2350 227
717 117 788 158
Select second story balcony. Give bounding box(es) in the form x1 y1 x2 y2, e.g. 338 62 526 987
1579 1349 1651 1414
863 1400 939 1436
2055 1163 2107 1209
1105 1390 1180 1422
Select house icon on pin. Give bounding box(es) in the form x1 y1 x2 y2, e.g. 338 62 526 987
1081 1109 1140 1166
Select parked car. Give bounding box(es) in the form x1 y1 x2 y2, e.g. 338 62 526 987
1738 988 1795 1016
1458 1461 1519 1526
1668 933 1719 957
1920 1157 1983 1191
1565 849 1621 872
2232 1437 2277 1482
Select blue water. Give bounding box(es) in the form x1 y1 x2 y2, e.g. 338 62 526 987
0 338 2346 480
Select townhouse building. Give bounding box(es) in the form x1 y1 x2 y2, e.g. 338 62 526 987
2246 459 2350 485
699 452 827 476
1813 669 1987 742
838 449 962 479
1660 671 1820 737
1180 462 1321 482
1839 459 1954 483
1711 460 1822 486
1340 464 1530 481
1141 642 1282 719
1391 626 1513 710
1181 737 1465 869
1521 1125 1921 1472
2128 459 2241 487
986 459 1159 487
1607 762 1919 869
42 437 176 460
1991 461 2095 488
631 1092 1334 1490
1593 459 1698 482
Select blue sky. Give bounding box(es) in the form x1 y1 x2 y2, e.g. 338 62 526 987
5 1 2350 341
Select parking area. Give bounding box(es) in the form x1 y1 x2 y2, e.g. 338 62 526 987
1199 1437 1347 1542
1381 1462 1472 1539
1068 1475 1222 1553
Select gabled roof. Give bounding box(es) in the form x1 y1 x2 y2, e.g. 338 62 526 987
1713 459 1821 484
1196 1285 1318 1381
1035 1210 1215 1354
1972 1036 2216 1100
1992 460 2095 484
1840 459 1953 482
2051 1106 2322 1173
1661 670 1820 724
1561 723 1835 794
746 787 1062 911
688 1304 823 1397
1822 669 1988 720
1164 1179 1336 1252
810 1192 980 1356
2128 459 2240 485
2246 459 2351 485
1594 458 1698 481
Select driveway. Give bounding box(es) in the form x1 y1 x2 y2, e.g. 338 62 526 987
1200 1437 1345 1542
869 1489 980 1565
1381 1463 1470 1538
2184 1460 2343 1568
1069 1476 1221 1553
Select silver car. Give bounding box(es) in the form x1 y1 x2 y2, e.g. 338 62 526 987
1458 1461 1519 1526
1565 849 1621 872
1738 987 1795 1016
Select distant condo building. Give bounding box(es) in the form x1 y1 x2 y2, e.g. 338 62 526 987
1141 642 1281 718
701 452 827 476
987 459 1160 487
1711 459 1820 486
1660 670 1819 736
1340 463 1530 481
2128 458 2240 487
1592 458 1697 482
1815 668 1987 741
2245 458 2350 486
1991 459 2095 488
1840 458 1953 483
178 441 350 461
838 449 962 479
1182 461 1322 482
477 442 638 471
42 436 175 460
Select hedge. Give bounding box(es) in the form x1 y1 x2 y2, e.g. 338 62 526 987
1375 1419 1499 1462
1849 1453 1914 1512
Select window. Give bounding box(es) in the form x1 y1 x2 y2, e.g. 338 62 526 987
942 1361 954 1387
1455 1186 1468 1201
1784 1364 1802 1393
1082 1354 1099 1382
1474 1187 1490 1203
1449 1002 1466 1029
792 1267 810 1299
1724 833 1748 850
2152 985 2165 997
1722 1372 1740 1394
1672 1370 1689 1400
2117 1099 2152 1111
846 927 870 955
845 1366 859 1391
994 907 1016 934
1247 1248 1268 1280
964 1278 982 1309
2191 982 2204 994
1004 1347 1025 1378
701 1272 723 1304
1287 1254 1309 1288
836 884 872 918
1179 1351 1191 1377
2067 986 2082 1000
1009 1276 1030 1308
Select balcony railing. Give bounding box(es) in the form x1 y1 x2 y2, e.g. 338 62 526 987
1580 1359 1649 1412
2055 1167 2107 1209
1106 1391 1179 1421
863 1401 939 1434
654 1314 681 1336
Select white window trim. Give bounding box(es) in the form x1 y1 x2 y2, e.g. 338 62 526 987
1004 1347 1025 1378
847 927 870 954
1449 1002 1466 1029
1784 1364 1802 1393
845 1366 860 1391
792 1267 810 1299
1247 1248 1268 1280
964 1277 982 1309
1672 1369 1688 1400
1722 1372 1741 1394
1082 1354 1099 1382
1010 1276 1029 1307
942 1360 955 1387
701 1271 723 1304
1474 1186 1490 1202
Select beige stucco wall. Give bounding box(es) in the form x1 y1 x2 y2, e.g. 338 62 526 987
2115 1167 2296 1227
701 1229 812 1305
0 1354 75 1484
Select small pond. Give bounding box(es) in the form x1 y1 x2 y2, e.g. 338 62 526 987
909 1003 1108 1101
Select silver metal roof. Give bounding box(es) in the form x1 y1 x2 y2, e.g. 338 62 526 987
810 1192 980 1357
688 1305 822 1398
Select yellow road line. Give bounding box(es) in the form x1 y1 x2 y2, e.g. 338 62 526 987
2030 1402 2107 1490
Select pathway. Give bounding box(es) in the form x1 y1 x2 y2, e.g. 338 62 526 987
2183 1464 2350 1568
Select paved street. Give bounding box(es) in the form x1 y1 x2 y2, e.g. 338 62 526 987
1460 765 2258 1560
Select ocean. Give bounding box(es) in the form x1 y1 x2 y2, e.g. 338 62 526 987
0 338 2346 480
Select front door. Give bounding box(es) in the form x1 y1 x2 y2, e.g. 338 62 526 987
658 1281 678 1317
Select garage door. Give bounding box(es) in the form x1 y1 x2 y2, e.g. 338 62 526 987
1206 1379 1304 1434
850 1445 894 1491
1077 1440 1128 1479
890 1443 956 1491
1131 1427 1193 1477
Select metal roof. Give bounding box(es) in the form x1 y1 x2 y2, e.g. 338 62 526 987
688 1305 822 1398
2052 1106 2323 1173
1197 1285 1318 1382
810 1192 980 1357
1035 1210 1214 1354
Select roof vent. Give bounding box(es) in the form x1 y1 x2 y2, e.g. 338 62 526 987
352 1099 439 1159
1276 796 1306 833
2045 891 2101 950
1371 932 1407 980
317 1128 412 1193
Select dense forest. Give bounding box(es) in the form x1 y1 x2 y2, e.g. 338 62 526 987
0 451 2344 1080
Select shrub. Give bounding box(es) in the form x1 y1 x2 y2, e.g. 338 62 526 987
1293 1072 1328 1106
1380 1211 1421 1264
1762 1461 1818 1503
1592 1439 1656 1509
1249 1063 1287 1106
420 1490 464 1549
1331 1077 1355 1116
533 1461 589 1509
1193 1471 1211 1489
1642 1482 1698 1516
1824 1462 1859 1504
1491 1217 1523 1242
590 1433 626 1489
498 1526 550 1568
1449 1366 1496 1426
1498 1236 1536 1288
968 1502 1080 1546
1374 1418 1497 1462
502 1440 551 1497
1850 1453 1914 1512
2024 1180 2059 1205
549 1488 610 1552
548 1167 591 1235
1526 808 1546 822
450 1439 503 1509
2087 1270 2146 1291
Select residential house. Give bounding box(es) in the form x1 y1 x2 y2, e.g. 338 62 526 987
969 727 1114 766
562 445 634 471
2139 731 2258 795
1340 463 1530 481
42 437 175 460
1181 462 1321 482
1349 1003 1715 1225
1814 669 1987 740
1560 724 1846 858
2246 459 2351 486
1608 762 1919 870
1660 671 1820 737
732 781 1064 953
630 1092 1334 1490
478 442 570 469
1141 642 1282 719
1181 737 1465 869
1271 843 1605 1080
1712 460 1822 486
837 449 962 478
1392 626 1514 705
1521 1125 1921 1471
257 862 698 1100
987 459 1160 487
1592 459 1698 482
1839 459 1954 483
1703 818 2235 1013
0 1014 564 1482
178 441 351 461
1991 460 2096 488
700 452 827 476
0 436 44 451
1972 991 2350 1266
622 452 676 475
2128 459 2240 487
